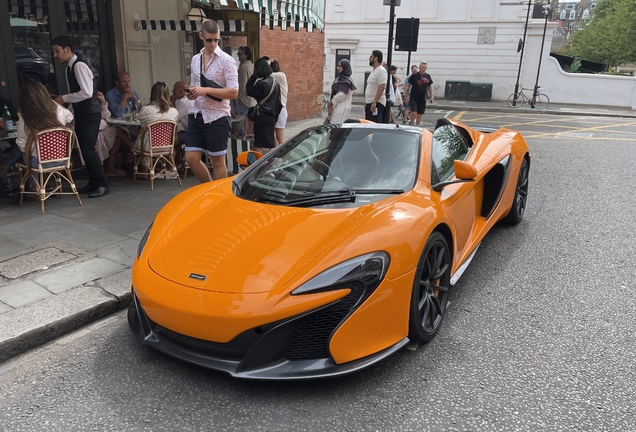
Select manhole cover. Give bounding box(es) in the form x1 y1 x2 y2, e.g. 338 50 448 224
556 132 594 138
0 247 78 279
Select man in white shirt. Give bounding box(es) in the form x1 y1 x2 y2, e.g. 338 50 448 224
364 50 387 123
172 81 195 130
184 19 239 182
52 35 109 198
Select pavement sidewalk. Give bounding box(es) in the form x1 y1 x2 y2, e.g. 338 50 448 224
0 100 633 364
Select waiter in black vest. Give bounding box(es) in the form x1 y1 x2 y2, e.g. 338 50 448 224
51 35 109 198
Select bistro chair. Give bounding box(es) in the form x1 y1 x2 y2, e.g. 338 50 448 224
17 127 82 214
132 120 182 190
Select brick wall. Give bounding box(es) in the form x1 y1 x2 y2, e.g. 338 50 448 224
260 26 324 121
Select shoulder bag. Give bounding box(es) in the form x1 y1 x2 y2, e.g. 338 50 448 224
199 54 224 102
246 79 278 121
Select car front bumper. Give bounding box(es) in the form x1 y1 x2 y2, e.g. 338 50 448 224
128 291 409 380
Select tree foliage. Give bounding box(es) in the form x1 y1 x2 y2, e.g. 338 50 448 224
565 0 636 67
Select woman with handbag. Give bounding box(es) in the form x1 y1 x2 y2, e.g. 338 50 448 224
246 57 282 154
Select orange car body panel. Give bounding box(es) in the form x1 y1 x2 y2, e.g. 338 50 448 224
132 120 530 366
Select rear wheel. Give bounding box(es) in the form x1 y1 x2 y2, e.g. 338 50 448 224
507 93 524 108
408 232 451 343
532 94 549 110
503 158 529 225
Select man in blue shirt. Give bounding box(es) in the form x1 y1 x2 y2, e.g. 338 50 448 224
105 71 141 118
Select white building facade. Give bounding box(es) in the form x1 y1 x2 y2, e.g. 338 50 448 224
323 0 556 102
323 0 636 109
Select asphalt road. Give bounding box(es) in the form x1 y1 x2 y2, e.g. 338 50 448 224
1 112 635 431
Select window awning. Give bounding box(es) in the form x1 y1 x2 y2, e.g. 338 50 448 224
219 0 324 31
136 19 245 32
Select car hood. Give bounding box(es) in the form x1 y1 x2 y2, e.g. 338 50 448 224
147 188 385 294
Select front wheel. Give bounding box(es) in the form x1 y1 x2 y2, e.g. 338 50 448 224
507 93 524 108
532 94 549 110
408 232 452 343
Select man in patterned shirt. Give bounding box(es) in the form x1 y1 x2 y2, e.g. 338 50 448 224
185 19 239 182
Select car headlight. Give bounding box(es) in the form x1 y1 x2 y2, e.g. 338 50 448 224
291 252 390 295
137 222 153 259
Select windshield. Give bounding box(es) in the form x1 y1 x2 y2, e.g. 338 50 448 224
236 125 420 207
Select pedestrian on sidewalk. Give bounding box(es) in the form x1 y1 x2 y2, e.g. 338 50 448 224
184 19 238 182
328 59 357 124
51 35 110 198
270 59 288 146
404 61 434 126
402 65 417 123
246 57 282 155
364 50 387 123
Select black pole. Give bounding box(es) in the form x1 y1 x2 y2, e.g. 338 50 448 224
513 0 532 106
406 17 414 79
383 1 396 123
533 3 551 104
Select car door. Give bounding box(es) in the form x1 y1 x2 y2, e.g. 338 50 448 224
429 124 478 265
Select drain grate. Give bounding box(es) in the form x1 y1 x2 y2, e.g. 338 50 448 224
556 132 594 139
0 247 78 279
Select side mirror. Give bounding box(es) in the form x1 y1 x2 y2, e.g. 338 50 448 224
236 151 262 169
454 160 477 180
432 160 477 192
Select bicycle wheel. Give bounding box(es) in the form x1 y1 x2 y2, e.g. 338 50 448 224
507 93 525 108
392 103 402 119
532 94 549 110
322 94 329 110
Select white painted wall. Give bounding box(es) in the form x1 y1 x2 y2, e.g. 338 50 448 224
324 0 636 109
540 57 636 109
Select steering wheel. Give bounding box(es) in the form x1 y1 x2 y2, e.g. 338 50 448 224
312 159 331 177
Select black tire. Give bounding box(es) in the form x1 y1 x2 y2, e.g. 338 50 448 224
507 93 524 108
392 104 402 120
503 158 529 225
532 94 549 110
408 232 452 343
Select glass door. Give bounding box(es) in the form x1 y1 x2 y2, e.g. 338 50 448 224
0 0 114 107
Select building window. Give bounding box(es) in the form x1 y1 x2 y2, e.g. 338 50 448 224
569 10 576 19
560 9 567 19
582 9 590 18
568 22 574 30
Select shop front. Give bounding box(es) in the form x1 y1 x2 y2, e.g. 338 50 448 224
0 0 116 107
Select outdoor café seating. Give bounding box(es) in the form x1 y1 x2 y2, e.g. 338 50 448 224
16 126 82 214
131 120 182 191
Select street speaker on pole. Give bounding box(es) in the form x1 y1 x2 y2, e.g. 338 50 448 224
395 18 419 52
383 0 401 5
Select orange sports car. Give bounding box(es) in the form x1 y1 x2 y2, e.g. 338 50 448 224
128 118 530 380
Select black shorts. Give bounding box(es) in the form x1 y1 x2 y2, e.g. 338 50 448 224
409 100 427 115
185 114 231 156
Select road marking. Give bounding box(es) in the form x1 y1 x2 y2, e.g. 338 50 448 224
453 111 467 121
525 120 636 138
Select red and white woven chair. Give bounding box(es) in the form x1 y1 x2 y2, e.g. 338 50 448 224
17 127 82 214
132 120 182 190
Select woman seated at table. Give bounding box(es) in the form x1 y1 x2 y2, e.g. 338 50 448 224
96 91 131 176
133 82 178 176
16 80 73 176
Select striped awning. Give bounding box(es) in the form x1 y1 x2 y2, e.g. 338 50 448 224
220 0 324 30
136 19 245 32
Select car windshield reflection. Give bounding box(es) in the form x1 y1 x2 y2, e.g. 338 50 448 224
237 125 420 207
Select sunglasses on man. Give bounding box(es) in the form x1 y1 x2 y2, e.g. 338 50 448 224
203 37 221 44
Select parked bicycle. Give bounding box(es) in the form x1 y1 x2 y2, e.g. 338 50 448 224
507 86 550 110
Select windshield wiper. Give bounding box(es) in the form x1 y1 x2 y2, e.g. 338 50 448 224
255 188 405 207
281 189 357 207
348 189 404 195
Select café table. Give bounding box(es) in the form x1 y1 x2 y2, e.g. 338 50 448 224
105 117 141 127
